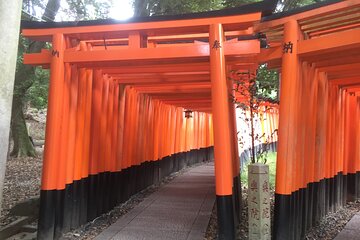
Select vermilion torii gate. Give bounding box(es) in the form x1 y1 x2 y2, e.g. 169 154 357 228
257 1 360 239
21 0 360 239
22 2 275 239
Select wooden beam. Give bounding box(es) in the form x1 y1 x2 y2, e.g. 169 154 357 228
113 75 210 84
149 92 211 100
23 49 51 66
255 0 360 31
318 62 360 73
298 28 360 58
330 76 360 86
101 63 210 74
257 46 282 64
22 13 261 41
24 40 259 66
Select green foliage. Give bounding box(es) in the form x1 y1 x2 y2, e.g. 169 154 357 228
25 68 50 109
63 0 112 20
222 0 260 8
146 0 223 15
16 36 27 66
256 65 279 103
133 0 226 17
134 0 323 17
241 152 277 188
280 0 325 11
18 0 112 111
15 36 49 110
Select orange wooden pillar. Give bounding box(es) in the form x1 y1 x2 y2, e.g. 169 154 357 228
38 33 66 240
356 94 360 199
116 85 126 173
209 23 235 240
71 66 87 227
334 86 344 209
314 72 329 221
98 75 109 213
338 88 347 206
229 83 241 224
59 62 72 234
303 64 318 230
345 92 357 200
273 19 299 240
88 70 103 220
80 67 93 224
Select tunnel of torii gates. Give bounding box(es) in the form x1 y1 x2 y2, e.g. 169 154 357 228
20 0 360 239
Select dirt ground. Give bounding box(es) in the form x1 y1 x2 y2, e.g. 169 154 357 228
0 156 42 227
1 109 45 227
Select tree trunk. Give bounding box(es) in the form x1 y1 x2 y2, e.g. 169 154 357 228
133 0 150 17
11 94 36 157
10 0 60 157
250 99 256 164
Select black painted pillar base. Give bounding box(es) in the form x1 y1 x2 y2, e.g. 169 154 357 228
273 193 291 240
232 175 241 225
38 190 56 240
216 195 235 240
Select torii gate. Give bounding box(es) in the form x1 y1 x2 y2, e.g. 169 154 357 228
22 1 276 239
256 0 360 239
21 0 360 239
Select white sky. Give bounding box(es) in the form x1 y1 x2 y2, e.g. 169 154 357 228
109 0 134 20
33 0 135 22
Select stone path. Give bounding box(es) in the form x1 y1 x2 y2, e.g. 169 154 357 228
94 163 215 240
334 211 360 240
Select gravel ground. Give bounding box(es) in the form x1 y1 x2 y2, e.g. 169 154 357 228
0 156 42 227
204 204 217 240
1 112 45 228
305 200 360 240
205 186 275 240
204 187 360 240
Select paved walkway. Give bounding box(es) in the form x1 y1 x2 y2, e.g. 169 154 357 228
95 163 215 240
334 211 360 240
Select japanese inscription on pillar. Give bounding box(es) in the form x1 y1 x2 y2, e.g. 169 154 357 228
283 41 293 53
248 163 271 240
212 40 222 49
51 49 60 58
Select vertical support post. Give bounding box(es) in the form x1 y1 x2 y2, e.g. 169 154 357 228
72 67 86 228
345 92 356 200
0 0 22 214
209 23 235 240
88 70 103 220
60 63 72 234
38 33 66 240
117 85 126 172
129 31 147 48
274 19 299 240
229 77 241 224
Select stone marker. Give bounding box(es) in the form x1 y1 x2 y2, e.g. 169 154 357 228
248 163 271 240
